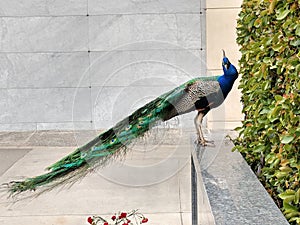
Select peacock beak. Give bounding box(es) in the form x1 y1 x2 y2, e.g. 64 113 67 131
222 50 231 71
222 49 230 73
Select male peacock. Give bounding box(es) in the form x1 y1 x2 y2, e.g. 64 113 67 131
6 50 238 195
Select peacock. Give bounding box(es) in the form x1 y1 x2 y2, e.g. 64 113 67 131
5 50 238 196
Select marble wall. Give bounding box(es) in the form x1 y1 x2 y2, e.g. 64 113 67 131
0 0 242 131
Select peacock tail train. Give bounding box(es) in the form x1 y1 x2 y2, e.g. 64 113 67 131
7 76 219 196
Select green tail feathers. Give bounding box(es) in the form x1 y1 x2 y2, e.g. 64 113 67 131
7 77 216 195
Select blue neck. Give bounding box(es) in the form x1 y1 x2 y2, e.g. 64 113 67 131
217 74 238 98
217 56 238 98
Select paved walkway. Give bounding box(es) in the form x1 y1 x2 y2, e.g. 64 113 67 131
0 130 192 225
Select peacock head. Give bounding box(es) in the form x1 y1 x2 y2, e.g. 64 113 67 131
222 50 238 78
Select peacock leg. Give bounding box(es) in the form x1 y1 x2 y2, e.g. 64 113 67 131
194 112 206 145
194 112 214 146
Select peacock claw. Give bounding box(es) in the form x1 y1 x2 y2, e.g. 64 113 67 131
195 138 215 147
205 139 214 144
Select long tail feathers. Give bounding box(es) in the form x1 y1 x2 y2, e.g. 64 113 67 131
5 83 188 196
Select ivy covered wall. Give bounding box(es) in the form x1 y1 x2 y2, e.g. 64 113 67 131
235 0 300 224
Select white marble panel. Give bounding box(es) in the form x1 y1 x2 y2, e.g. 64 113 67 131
0 54 11 88
89 49 205 87
89 0 200 14
89 14 201 51
0 0 87 16
5 53 89 88
91 86 176 128
6 88 91 123
0 89 10 123
0 17 88 52
36 122 93 131
176 14 203 48
0 123 37 131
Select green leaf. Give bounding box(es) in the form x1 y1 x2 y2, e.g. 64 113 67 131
290 39 300 47
295 189 300 204
283 201 298 213
281 135 294 144
272 44 284 52
277 8 290 20
285 212 300 220
279 166 293 173
253 145 266 153
289 217 300 223
263 57 272 64
276 171 288 179
260 108 270 114
275 95 283 101
296 25 300 37
269 0 277 14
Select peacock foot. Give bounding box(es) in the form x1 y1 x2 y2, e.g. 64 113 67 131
195 137 215 146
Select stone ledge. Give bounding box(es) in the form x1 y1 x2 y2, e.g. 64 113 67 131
192 132 289 225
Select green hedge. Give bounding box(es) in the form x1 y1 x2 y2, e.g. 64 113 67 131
235 0 300 224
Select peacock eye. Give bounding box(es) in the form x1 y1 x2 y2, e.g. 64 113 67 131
110 139 115 143
80 152 87 158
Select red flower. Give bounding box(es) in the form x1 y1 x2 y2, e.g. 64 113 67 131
122 223 128 225
141 217 148 223
103 222 109 225
119 212 127 219
111 215 116 221
87 217 93 224
127 219 131 223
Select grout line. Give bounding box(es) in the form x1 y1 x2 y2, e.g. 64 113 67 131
0 12 204 18
0 48 205 54
200 0 205 13
178 160 184 225
207 119 243 122
0 51 89 54
200 0 207 79
87 5 94 127
205 7 241 10
0 83 197 90
0 15 87 18
0 86 90 90
86 0 89 16
0 121 92 125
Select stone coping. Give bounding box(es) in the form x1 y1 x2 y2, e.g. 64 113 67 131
191 132 289 225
